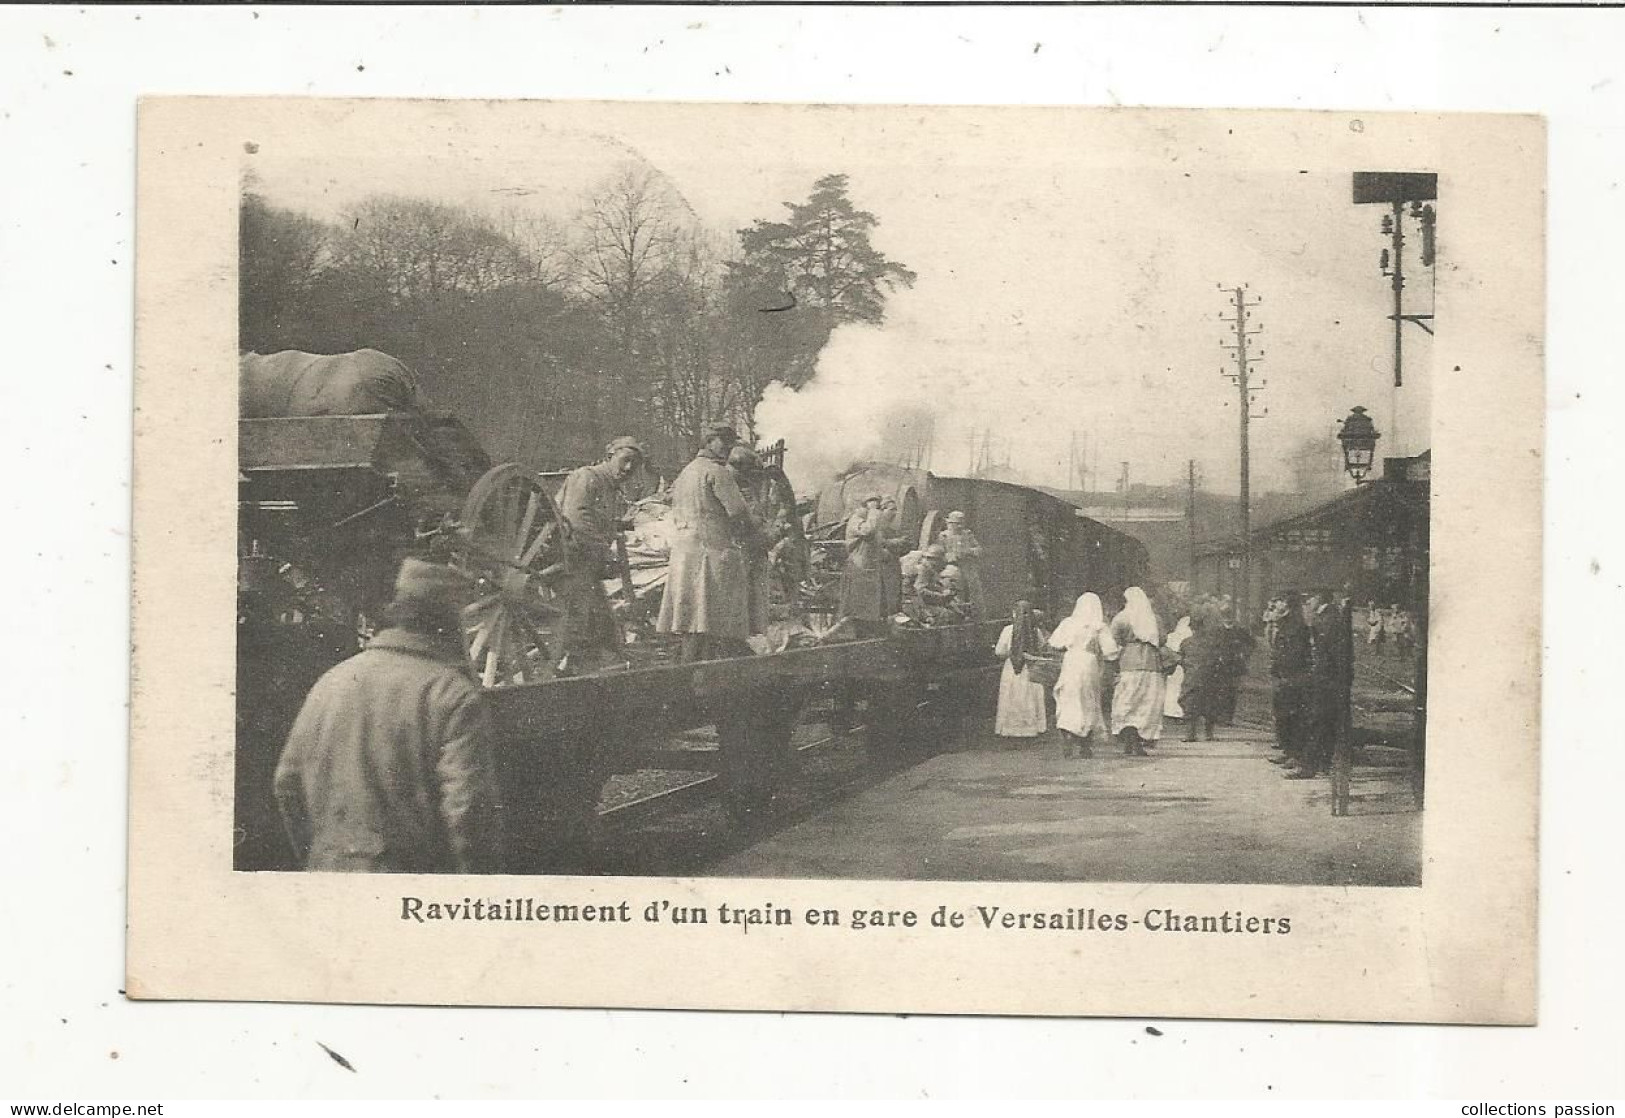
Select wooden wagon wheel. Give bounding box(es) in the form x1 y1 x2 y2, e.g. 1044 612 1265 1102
454 463 573 687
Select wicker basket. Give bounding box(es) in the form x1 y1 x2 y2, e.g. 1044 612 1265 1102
1022 654 1062 688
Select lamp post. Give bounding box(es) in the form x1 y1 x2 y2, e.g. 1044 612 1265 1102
1337 406 1381 485
1327 406 1384 815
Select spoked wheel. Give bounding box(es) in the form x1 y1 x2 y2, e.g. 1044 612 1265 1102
454 463 573 687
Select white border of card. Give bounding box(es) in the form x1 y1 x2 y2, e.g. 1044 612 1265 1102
128 99 1541 1023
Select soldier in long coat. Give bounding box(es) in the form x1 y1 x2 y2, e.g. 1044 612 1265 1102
657 424 758 662
838 495 906 637
273 559 505 873
727 445 774 637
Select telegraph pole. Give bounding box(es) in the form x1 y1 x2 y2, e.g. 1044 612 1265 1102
1220 285 1267 623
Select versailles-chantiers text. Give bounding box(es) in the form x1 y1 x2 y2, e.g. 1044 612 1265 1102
399 897 1292 935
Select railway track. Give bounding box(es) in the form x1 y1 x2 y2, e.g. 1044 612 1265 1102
585 684 976 875
594 720 859 828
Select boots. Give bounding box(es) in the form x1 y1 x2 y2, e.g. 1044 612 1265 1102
1119 728 1148 757
1061 731 1095 759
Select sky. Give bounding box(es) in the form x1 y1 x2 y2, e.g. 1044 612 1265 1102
248 104 1435 495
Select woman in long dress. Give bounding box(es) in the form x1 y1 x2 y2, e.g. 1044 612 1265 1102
994 600 1049 738
1048 592 1118 757
1108 586 1165 756
1162 613 1194 719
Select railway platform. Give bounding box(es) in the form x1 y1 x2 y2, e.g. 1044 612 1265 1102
709 715 1421 887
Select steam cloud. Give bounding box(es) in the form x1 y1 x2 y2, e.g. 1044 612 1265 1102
754 323 949 497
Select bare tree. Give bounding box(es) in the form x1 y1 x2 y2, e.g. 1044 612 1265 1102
335 197 534 304
493 207 571 290
569 165 688 346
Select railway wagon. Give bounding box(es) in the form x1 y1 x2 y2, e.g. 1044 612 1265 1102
236 355 998 872
815 463 1151 619
239 417 996 871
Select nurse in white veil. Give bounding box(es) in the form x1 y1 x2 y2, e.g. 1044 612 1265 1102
1047 592 1117 758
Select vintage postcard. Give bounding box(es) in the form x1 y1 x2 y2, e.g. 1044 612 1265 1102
129 98 1541 1022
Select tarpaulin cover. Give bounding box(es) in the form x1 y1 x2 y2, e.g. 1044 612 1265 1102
240 348 424 419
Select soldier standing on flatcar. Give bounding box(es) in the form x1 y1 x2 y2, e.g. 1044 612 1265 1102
658 423 759 663
936 510 986 619
556 435 646 671
839 495 904 638
727 445 775 637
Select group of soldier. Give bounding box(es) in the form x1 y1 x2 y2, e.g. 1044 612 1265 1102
1264 589 1357 780
555 423 800 667
271 424 798 874
836 499 986 635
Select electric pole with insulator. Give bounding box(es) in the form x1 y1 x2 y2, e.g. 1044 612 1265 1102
1219 284 1268 624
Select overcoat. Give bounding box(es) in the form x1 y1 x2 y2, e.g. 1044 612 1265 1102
935 526 986 615
557 460 624 566
273 629 504 873
838 509 904 622
657 450 753 638
1176 628 1228 720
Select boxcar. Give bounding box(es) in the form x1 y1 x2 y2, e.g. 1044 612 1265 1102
815 463 1150 619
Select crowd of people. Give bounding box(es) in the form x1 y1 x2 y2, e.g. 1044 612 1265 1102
991 589 1258 758
1361 600 1416 658
836 500 986 633
1260 589 1359 779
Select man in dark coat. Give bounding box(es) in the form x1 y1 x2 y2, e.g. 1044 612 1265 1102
1269 590 1314 772
1214 594 1254 725
1178 608 1227 741
1297 588 1351 779
274 559 505 873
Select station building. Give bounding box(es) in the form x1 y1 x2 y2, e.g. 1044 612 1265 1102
1193 451 1431 616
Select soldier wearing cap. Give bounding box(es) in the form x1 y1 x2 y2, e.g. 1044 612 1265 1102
658 423 760 662
839 493 907 638
556 435 647 668
727 445 776 637
935 509 985 619
908 542 954 622
273 558 505 874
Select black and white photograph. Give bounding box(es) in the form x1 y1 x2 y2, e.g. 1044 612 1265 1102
233 107 1437 888
124 97 1541 1021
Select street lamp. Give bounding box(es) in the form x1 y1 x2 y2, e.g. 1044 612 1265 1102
1337 406 1381 484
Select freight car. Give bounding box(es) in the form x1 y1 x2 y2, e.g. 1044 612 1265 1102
236 353 996 873
814 463 1151 619
237 355 1153 874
